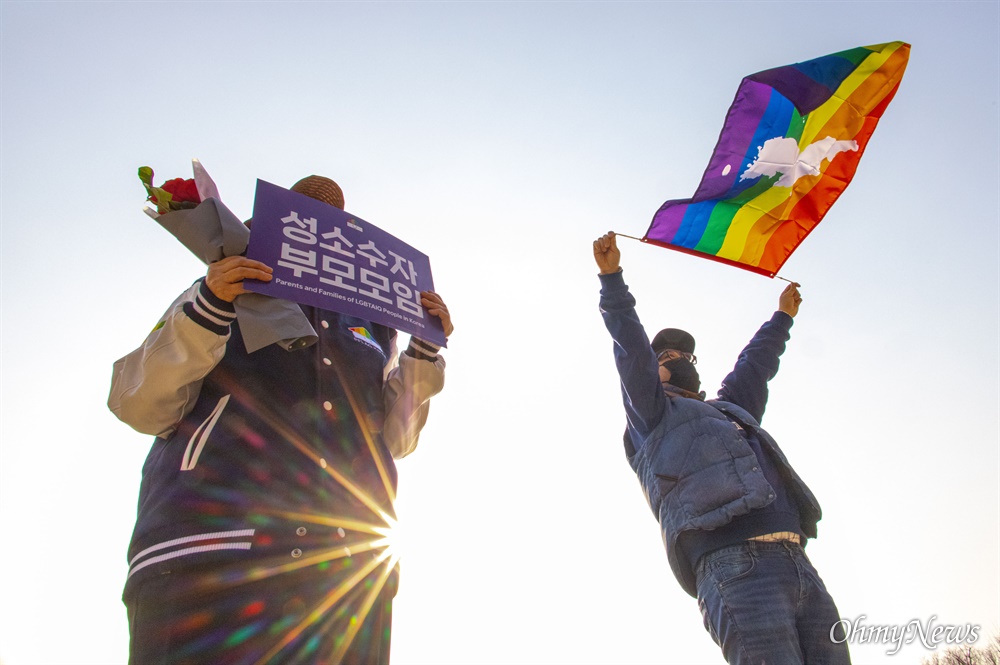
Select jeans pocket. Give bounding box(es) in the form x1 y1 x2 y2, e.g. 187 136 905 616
710 548 755 588
698 595 721 646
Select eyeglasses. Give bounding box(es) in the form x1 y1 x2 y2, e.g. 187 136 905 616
657 349 697 365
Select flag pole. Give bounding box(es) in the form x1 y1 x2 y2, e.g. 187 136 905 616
614 231 798 284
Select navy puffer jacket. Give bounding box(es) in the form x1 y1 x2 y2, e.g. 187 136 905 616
599 270 821 596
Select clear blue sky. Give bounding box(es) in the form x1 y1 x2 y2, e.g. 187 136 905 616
2 2 997 663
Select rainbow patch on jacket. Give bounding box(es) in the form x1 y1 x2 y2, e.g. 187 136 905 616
348 326 384 355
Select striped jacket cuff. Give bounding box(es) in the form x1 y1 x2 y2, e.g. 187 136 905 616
183 279 236 335
405 337 442 361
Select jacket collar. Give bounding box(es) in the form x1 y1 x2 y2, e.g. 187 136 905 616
662 382 706 401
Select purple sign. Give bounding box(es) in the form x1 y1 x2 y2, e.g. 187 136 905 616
245 179 445 347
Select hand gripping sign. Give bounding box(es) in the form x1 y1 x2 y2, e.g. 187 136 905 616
245 180 447 347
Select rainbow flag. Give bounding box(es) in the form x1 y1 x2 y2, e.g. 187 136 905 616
644 41 910 277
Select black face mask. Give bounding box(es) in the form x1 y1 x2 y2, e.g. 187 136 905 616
662 358 701 393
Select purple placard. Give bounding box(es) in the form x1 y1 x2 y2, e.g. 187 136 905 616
244 179 446 347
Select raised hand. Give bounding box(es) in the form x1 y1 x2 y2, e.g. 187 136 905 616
778 282 803 318
593 232 621 275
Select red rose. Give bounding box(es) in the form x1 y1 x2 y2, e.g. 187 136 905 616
138 165 204 214
161 178 201 204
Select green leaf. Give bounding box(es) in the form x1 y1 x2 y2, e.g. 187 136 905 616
148 185 174 214
138 166 161 210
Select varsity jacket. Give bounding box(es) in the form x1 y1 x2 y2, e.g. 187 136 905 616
599 270 821 597
109 279 445 595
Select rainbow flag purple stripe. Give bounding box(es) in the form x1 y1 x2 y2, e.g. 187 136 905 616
644 41 910 277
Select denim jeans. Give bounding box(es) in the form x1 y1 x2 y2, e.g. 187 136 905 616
696 540 851 665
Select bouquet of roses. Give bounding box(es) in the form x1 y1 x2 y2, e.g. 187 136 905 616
139 159 221 217
139 167 200 213
137 159 316 352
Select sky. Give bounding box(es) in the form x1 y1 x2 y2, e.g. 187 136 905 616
1 2 997 664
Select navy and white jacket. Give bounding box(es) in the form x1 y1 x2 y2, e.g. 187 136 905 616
599 270 821 597
109 279 445 596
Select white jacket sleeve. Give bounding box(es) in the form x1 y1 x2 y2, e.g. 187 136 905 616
382 337 446 459
108 280 236 438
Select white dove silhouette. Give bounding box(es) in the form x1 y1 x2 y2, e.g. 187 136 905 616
739 136 858 187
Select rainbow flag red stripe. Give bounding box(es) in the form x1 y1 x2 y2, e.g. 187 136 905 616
644 41 910 277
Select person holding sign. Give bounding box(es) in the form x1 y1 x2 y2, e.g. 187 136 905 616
592 232 849 665
109 176 452 665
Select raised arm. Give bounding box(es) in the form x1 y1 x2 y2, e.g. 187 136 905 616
717 282 801 423
594 232 666 438
382 291 451 459
108 257 273 438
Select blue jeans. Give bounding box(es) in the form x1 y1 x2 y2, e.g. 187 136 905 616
696 540 851 665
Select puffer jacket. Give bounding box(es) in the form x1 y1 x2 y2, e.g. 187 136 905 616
599 270 821 597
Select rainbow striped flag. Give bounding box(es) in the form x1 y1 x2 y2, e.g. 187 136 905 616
644 41 910 277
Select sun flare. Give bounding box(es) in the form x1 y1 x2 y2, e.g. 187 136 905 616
372 512 405 569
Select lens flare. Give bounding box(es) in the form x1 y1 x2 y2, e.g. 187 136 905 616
135 347 414 663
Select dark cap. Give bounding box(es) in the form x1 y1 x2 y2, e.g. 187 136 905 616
651 328 695 356
291 175 345 210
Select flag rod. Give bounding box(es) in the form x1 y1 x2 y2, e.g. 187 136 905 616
613 231 798 284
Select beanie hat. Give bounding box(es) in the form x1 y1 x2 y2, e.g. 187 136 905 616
291 175 345 210
651 328 696 356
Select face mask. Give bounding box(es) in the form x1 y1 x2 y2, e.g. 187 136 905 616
662 358 701 394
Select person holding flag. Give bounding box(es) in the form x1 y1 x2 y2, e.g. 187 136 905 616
109 175 453 665
593 231 849 664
